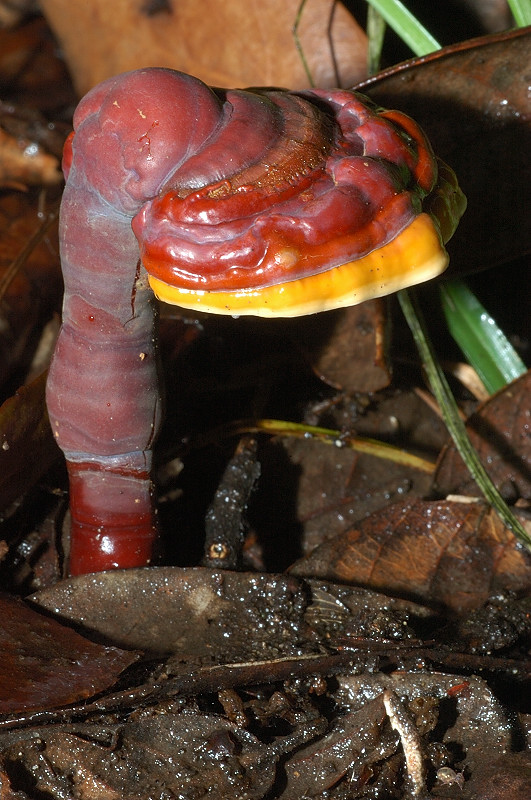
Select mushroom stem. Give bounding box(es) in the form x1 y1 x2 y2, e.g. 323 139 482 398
46 67 224 574
46 180 161 574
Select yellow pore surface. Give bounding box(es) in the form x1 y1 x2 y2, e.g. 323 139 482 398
148 213 448 318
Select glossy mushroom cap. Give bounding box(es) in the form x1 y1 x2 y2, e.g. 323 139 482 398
127 81 465 317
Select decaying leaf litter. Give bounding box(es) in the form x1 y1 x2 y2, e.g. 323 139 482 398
0 3 530 798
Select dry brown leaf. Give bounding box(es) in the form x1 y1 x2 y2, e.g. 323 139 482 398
290 497 531 613
39 0 367 94
0 125 61 189
434 371 531 501
288 299 391 393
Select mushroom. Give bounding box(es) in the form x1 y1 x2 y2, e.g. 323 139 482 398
46 68 465 575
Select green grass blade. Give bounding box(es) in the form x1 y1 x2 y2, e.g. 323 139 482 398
241 419 435 473
440 280 526 394
398 288 531 550
507 0 531 26
366 0 441 56
367 4 387 75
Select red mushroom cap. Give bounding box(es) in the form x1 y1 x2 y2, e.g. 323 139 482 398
127 80 465 317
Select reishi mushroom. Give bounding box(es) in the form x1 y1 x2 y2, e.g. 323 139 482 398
46 67 466 575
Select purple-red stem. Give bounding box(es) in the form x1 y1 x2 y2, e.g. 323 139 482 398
46 184 161 574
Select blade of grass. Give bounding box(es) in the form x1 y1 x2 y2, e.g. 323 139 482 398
366 0 440 56
440 280 526 394
235 418 435 474
398 288 531 550
507 0 531 26
177 419 435 474
292 0 315 87
367 4 387 75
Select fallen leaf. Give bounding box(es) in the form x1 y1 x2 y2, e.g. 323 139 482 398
462 753 531 800
251 388 441 563
39 0 367 94
360 28 531 276
282 697 388 798
290 498 531 612
3 713 279 800
334 671 512 772
0 593 137 714
433 371 531 501
31 567 311 658
0 98 70 162
288 299 392 393
0 17 74 112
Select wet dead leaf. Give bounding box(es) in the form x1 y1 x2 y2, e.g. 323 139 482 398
361 28 531 276
434 371 531 501
282 696 388 798
40 0 367 94
0 97 69 162
223 668 514 798
31 567 311 658
462 752 531 800
290 498 531 613
3 713 279 799
334 671 512 774
0 593 137 714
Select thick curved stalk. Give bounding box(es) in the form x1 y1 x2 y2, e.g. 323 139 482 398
44 69 202 574
46 186 161 574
